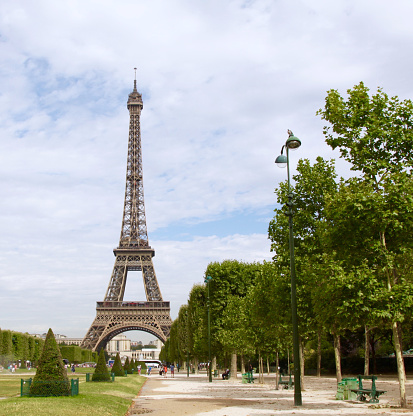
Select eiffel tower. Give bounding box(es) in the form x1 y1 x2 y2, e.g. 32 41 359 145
81 74 172 351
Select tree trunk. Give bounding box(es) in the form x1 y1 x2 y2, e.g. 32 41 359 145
193 358 199 374
300 338 305 390
287 349 290 375
317 330 322 377
364 326 370 376
241 355 245 374
275 351 279 390
212 356 217 373
267 356 270 376
393 321 407 407
381 231 407 407
333 333 342 382
230 353 237 379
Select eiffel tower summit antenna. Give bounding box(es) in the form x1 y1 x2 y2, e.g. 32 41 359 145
81 74 172 351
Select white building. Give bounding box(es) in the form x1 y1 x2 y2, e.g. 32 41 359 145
32 332 163 361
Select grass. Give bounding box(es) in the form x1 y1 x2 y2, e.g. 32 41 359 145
0 369 146 416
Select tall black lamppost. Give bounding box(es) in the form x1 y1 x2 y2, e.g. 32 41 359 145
275 130 302 406
205 275 212 382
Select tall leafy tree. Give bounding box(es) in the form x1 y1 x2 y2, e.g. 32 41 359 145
318 82 413 407
268 157 339 382
205 260 261 375
1 330 13 366
177 305 190 368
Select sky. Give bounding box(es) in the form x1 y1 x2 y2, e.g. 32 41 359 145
1 0 413 343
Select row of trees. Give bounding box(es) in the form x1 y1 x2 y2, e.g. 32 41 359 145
161 83 413 407
0 328 97 368
0 328 45 367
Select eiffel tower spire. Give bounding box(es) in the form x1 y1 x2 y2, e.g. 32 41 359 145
81 75 172 351
119 71 149 249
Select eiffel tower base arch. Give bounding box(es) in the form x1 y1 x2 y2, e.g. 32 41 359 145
81 301 172 352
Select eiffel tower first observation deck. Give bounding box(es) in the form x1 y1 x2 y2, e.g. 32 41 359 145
81 75 172 351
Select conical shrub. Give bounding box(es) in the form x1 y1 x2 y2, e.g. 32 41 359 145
30 328 70 396
130 358 136 373
123 357 130 374
111 353 125 376
92 349 111 382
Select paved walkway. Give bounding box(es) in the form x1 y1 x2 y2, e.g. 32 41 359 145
128 372 413 416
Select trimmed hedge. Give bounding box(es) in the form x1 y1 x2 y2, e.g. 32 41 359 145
92 349 111 382
30 329 70 397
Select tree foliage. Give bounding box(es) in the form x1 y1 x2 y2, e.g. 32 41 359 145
111 353 125 376
30 328 70 397
92 349 111 382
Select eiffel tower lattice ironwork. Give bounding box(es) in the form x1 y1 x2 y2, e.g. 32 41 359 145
81 77 172 351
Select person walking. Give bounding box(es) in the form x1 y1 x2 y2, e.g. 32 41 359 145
170 364 175 378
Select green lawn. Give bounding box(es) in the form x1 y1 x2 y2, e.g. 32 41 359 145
0 370 146 416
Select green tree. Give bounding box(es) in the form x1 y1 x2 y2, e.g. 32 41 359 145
187 284 208 364
30 328 70 396
28 336 36 363
205 260 261 374
176 305 190 368
268 157 339 383
1 330 13 366
318 82 413 407
92 349 111 382
317 81 413 182
111 353 125 376
123 357 132 374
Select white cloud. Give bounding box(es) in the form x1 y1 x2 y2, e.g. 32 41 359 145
1 0 413 340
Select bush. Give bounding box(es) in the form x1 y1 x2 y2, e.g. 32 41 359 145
123 357 130 374
30 328 70 397
111 353 125 376
60 345 82 364
92 349 111 382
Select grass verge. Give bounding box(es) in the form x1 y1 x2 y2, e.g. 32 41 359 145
0 371 145 416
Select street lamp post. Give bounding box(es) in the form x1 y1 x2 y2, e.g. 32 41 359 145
205 275 212 382
275 130 302 406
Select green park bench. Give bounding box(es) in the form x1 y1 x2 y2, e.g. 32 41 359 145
242 371 256 383
350 375 386 403
278 373 294 389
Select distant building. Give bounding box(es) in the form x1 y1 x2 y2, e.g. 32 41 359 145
31 332 163 361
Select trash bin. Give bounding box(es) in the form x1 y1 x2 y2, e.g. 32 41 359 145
343 377 358 400
338 377 358 400
336 381 345 400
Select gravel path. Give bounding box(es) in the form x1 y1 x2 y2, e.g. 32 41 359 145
128 373 413 416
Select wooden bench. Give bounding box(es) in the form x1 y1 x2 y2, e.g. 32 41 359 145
350 375 386 403
278 373 294 389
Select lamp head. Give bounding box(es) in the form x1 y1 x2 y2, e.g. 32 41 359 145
204 275 212 283
275 154 288 168
286 131 301 150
